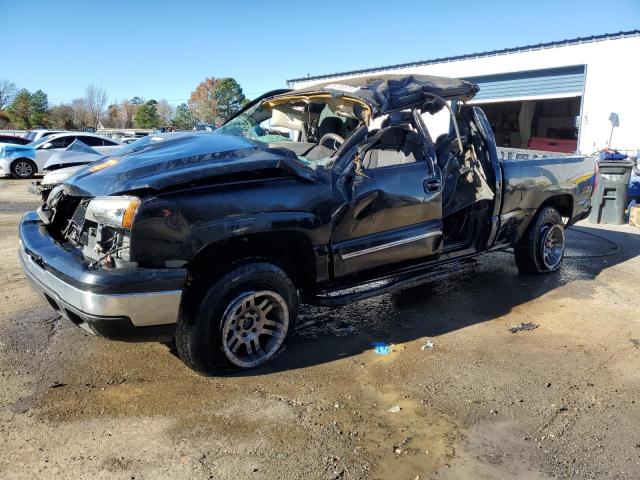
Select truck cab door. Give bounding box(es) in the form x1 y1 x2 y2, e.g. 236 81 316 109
331 111 443 280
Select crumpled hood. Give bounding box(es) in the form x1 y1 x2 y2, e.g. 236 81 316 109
44 150 104 170
63 132 316 197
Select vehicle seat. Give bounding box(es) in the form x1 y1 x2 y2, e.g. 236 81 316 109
318 116 344 139
362 126 424 169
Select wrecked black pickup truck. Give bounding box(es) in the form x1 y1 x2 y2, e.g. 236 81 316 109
19 74 595 373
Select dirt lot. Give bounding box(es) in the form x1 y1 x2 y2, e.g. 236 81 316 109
0 178 639 480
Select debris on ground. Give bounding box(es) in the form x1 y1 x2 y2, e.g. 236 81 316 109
509 322 539 333
387 405 401 413
329 322 357 337
372 342 391 355
630 339 640 347
421 340 434 350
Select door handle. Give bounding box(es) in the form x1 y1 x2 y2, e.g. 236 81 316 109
424 179 442 193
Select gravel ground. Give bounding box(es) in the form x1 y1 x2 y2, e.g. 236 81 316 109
1 178 639 480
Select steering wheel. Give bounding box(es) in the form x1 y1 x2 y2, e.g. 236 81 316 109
318 133 345 150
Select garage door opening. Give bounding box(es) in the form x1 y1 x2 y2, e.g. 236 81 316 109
478 97 581 154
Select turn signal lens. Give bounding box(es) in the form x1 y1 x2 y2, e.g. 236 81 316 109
89 157 119 172
122 198 140 228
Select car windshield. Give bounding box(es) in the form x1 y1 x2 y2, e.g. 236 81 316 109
214 94 368 166
25 131 37 141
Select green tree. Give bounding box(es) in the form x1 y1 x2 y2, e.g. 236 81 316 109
173 103 196 129
134 101 160 128
29 89 49 127
214 78 246 123
7 89 32 129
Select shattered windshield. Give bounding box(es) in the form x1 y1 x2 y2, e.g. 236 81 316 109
216 112 293 144
214 94 367 166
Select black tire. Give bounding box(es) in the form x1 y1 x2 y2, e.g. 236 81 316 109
10 159 37 179
175 262 298 374
515 206 566 274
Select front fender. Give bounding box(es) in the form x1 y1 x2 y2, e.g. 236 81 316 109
189 211 323 260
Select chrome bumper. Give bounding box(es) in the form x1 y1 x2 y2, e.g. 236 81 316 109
18 211 186 334
19 244 182 327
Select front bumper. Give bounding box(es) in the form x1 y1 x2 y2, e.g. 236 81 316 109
19 211 187 341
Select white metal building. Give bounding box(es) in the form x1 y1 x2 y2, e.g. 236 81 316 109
287 30 640 156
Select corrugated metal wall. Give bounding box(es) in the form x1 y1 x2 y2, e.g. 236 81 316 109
466 65 586 101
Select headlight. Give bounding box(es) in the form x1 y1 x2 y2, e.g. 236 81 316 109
85 196 140 229
46 185 65 207
42 169 75 186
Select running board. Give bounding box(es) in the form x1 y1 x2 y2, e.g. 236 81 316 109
309 259 478 306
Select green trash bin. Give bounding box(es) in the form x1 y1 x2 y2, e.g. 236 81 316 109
588 158 635 224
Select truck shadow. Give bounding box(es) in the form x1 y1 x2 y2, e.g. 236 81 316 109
245 224 640 376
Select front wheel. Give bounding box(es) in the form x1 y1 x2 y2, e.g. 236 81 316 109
515 207 566 273
175 262 298 374
11 159 37 179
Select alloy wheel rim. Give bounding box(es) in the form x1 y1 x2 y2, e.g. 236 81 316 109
540 223 565 270
221 290 289 368
15 161 33 177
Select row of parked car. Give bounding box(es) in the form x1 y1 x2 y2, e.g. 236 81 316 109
0 129 139 179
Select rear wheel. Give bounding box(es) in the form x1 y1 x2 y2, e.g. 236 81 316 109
175 262 298 374
515 206 565 273
10 159 37 179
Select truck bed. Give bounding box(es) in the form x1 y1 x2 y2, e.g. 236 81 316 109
496 153 596 241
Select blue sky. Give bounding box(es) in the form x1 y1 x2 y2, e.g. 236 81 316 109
1 0 639 106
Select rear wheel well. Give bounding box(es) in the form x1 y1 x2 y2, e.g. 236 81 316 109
539 194 573 220
187 231 316 294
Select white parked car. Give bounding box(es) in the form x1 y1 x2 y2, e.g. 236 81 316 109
36 133 121 171
23 129 67 142
1 133 122 179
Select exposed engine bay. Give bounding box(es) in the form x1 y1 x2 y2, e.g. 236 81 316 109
39 187 134 269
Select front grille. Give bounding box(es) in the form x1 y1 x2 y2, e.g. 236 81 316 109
70 203 88 231
47 194 89 245
48 194 81 241
63 202 90 245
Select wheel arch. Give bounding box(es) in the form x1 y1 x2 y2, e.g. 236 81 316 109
538 193 574 220
10 157 37 171
505 193 574 247
187 230 318 293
